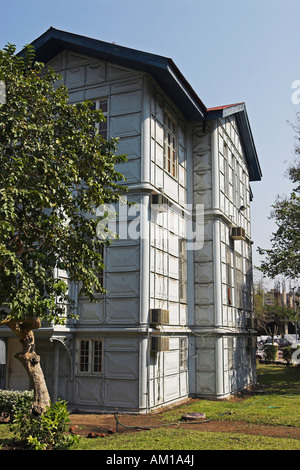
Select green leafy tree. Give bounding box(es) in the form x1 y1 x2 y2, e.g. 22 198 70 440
254 283 297 343
0 44 126 416
258 113 300 279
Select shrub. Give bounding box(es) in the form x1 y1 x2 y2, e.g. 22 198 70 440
0 389 33 419
11 399 78 450
263 344 278 362
282 346 294 365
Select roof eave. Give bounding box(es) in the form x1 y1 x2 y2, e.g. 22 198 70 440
20 27 206 121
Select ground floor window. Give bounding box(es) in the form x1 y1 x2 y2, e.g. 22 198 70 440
77 338 103 374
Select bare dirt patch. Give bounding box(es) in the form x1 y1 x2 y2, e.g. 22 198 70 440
68 400 300 441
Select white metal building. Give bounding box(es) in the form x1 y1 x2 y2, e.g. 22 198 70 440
0 28 262 413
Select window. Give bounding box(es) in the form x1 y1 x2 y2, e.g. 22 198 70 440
77 339 103 374
164 113 177 178
91 99 109 140
226 241 234 305
179 239 187 301
235 252 244 308
180 337 188 370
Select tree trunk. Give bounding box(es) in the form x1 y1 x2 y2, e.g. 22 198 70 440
3 317 50 417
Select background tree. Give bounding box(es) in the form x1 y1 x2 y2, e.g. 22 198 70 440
258 113 300 280
0 44 126 417
254 282 298 343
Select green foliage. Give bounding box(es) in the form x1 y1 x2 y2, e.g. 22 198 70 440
11 399 78 450
0 389 33 419
0 44 127 325
258 113 300 279
263 344 278 362
258 192 300 279
282 346 294 364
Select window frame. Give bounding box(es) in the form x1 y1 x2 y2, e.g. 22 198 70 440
179 337 188 371
164 111 178 179
90 98 109 140
77 338 103 375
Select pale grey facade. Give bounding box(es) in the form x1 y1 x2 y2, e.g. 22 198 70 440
0 29 261 413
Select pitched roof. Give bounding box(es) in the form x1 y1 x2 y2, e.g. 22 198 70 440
25 27 206 121
21 27 262 181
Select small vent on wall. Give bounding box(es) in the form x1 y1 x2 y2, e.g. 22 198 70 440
150 309 169 327
230 226 246 240
150 336 170 353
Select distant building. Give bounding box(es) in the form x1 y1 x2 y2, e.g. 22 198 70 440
264 290 275 306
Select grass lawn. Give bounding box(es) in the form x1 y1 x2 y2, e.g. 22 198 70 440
1 363 300 451
71 427 300 451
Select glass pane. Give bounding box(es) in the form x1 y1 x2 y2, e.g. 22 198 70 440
80 341 89 372
99 100 108 113
93 341 102 372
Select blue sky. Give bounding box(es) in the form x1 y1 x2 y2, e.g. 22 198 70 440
1 0 299 287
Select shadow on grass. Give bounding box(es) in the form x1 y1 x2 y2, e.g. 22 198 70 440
257 364 300 395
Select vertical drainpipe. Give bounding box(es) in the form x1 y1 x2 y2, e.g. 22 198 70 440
139 76 151 412
211 121 224 398
52 340 59 403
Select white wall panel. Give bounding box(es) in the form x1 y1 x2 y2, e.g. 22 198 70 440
169 255 178 278
79 298 104 324
68 90 85 103
194 283 214 305
110 79 142 94
105 298 139 324
116 136 141 159
194 262 213 283
104 351 139 378
65 66 85 88
169 279 179 301
164 375 180 401
103 379 138 408
169 301 179 324
155 142 164 168
194 304 214 325
106 245 140 272
105 336 139 351
155 274 168 299
195 371 215 394
110 113 141 138
164 174 178 201
163 351 179 375
106 272 139 297
74 377 102 405
85 85 110 100
110 91 142 116
115 158 141 183
86 63 105 84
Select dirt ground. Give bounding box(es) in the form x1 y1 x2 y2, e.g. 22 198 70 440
68 397 300 441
